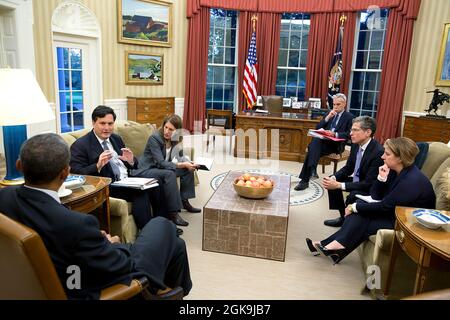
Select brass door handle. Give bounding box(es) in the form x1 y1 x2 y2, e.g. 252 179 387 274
396 230 405 243
144 107 149 111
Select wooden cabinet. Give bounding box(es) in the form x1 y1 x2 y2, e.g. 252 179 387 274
127 97 174 126
403 116 450 143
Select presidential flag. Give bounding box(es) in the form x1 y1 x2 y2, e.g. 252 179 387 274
327 17 345 109
243 30 258 110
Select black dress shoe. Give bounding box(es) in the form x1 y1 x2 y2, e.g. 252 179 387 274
306 238 320 256
169 212 189 227
182 199 201 213
315 244 347 265
294 181 309 191
176 228 183 236
324 217 345 227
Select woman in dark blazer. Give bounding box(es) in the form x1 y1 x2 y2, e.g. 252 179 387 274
306 137 436 264
133 115 200 227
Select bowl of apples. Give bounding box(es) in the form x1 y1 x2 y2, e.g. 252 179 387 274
233 173 275 199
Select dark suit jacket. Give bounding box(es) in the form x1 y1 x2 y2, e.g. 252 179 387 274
134 132 186 174
334 139 384 192
316 110 354 143
70 130 138 182
0 186 142 299
356 165 436 220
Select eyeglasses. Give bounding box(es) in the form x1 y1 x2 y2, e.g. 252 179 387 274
350 128 363 132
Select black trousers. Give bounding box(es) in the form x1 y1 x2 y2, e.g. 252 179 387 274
299 138 341 183
137 168 196 213
110 182 167 230
328 183 368 218
130 217 192 295
320 213 395 253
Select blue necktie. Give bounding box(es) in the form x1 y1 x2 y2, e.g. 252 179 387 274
353 147 363 182
331 113 340 131
102 140 121 180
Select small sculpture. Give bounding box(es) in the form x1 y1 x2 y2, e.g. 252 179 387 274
425 89 450 116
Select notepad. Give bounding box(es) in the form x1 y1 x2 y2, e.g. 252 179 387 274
111 177 159 190
194 156 214 171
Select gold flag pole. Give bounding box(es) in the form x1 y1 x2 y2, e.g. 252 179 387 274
251 15 257 31
340 14 347 26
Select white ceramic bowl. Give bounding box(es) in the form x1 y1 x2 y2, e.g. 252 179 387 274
63 175 86 189
412 209 450 230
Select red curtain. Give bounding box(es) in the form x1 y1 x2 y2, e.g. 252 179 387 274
305 13 340 107
257 0 334 13
341 12 357 99
375 0 421 143
183 7 210 133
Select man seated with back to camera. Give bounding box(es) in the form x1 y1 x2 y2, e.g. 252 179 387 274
294 93 354 191
0 133 192 299
321 116 384 228
69 106 175 234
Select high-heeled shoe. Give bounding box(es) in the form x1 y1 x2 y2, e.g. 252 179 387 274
305 238 320 256
315 244 347 265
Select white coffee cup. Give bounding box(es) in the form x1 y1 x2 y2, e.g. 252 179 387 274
58 184 66 196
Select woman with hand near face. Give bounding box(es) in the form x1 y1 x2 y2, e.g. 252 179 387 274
306 137 436 264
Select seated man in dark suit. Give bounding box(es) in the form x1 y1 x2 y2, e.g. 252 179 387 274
295 93 353 191
69 106 179 233
0 133 192 299
322 116 384 227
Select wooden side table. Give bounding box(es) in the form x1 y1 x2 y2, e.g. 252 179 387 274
61 175 112 233
384 207 450 297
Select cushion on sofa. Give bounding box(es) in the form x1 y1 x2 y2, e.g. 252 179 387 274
434 167 450 211
114 120 156 157
421 142 450 179
61 134 77 147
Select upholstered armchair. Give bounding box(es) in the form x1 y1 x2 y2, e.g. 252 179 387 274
358 142 450 298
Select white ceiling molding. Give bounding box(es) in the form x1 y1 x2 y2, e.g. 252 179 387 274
51 0 100 38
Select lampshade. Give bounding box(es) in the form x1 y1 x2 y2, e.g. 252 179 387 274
0 68 54 125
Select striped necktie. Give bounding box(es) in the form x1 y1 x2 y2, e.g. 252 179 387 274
102 140 121 180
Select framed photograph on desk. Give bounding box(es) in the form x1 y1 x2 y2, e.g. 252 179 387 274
435 23 450 86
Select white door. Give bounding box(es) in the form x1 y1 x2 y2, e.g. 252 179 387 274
0 9 18 68
53 39 92 133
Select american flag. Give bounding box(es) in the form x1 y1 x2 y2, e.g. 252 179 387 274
243 31 258 109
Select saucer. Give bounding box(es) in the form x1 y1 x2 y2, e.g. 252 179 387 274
63 175 86 189
412 209 450 229
58 188 73 198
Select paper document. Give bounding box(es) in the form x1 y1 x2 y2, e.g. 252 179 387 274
254 109 269 113
356 194 381 203
194 156 214 171
307 129 346 142
111 177 159 190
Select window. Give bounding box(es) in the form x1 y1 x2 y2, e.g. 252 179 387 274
56 47 84 133
276 13 310 101
348 9 389 118
206 9 238 111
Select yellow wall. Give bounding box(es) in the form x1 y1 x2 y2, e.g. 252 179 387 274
404 0 450 113
33 0 187 102
33 0 450 113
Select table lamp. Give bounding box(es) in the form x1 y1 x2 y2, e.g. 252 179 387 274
0 68 55 185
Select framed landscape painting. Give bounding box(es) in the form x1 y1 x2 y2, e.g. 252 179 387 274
125 51 163 85
436 23 450 86
118 0 172 47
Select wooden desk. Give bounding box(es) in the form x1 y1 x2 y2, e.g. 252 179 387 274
234 111 320 161
61 175 112 233
403 115 450 143
385 207 450 296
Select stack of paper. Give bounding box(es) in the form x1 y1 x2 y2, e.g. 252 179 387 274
111 177 159 190
307 129 346 142
355 194 381 203
194 157 214 171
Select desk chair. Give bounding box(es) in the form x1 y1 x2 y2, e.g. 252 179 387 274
318 148 351 174
262 96 283 113
206 109 233 154
0 212 182 300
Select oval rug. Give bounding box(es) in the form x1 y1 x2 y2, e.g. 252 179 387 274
210 169 323 206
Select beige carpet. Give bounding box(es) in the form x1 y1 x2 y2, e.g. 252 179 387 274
180 135 370 300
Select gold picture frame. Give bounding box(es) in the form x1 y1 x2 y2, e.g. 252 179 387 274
125 51 163 85
435 23 450 86
118 0 172 47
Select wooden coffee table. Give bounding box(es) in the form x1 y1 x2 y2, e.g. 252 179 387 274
61 175 112 232
203 171 290 261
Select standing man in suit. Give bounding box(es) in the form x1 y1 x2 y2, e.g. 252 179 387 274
69 106 167 232
322 116 384 227
0 133 192 299
295 93 354 191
